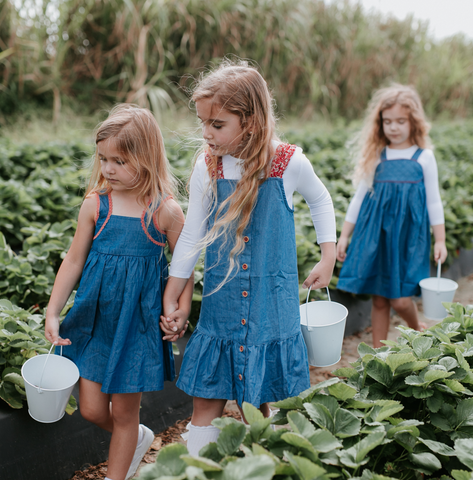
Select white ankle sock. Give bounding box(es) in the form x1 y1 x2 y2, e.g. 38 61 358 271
186 423 220 456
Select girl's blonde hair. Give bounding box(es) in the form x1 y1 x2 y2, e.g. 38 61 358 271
86 104 176 223
353 83 431 187
193 59 278 285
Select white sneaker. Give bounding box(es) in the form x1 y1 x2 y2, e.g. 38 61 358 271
125 424 155 479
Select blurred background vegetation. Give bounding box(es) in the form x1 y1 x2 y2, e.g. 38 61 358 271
1 0 473 127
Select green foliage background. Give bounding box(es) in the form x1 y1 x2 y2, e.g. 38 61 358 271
2 0 473 123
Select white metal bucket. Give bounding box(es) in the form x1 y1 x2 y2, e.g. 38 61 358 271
419 261 458 321
300 287 348 367
21 345 79 423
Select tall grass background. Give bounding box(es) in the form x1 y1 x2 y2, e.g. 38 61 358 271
1 0 473 125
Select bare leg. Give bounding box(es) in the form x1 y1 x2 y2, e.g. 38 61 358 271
79 378 142 480
371 295 391 348
79 378 113 431
107 392 142 480
390 297 426 331
192 397 227 426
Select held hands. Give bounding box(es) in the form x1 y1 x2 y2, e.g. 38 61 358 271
44 315 71 346
160 311 189 342
160 297 189 341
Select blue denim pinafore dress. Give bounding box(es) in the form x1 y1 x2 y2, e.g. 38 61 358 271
177 144 310 407
58 192 175 393
337 148 430 298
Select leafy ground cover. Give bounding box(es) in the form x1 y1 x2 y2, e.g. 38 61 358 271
136 303 473 480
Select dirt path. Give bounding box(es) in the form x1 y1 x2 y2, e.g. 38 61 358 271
69 274 473 480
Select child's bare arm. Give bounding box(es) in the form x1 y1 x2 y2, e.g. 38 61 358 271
45 196 96 345
432 223 448 264
336 221 355 262
158 198 193 341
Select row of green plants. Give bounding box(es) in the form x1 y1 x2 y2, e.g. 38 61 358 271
2 0 473 121
1 121 473 312
1 122 473 410
137 303 473 480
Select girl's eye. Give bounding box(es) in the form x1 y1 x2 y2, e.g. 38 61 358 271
213 124 222 130
116 160 125 165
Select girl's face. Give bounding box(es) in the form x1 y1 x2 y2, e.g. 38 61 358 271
98 138 139 192
381 103 413 149
196 98 248 158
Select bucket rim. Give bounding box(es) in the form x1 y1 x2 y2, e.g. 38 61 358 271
300 316 347 329
419 277 459 290
299 300 348 328
21 355 80 393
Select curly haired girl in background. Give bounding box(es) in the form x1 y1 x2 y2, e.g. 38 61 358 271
45 104 193 480
160 60 337 455
337 84 447 348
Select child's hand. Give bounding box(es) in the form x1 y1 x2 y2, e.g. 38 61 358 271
303 261 333 290
160 311 189 342
45 315 71 346
434 241 448 264
336 237 349 262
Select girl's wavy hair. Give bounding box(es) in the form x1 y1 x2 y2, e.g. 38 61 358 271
353 83 431 187
86 104 177 224
192 59 278 289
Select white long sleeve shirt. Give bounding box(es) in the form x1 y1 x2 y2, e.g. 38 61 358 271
345 146 444 226
170 144 337 278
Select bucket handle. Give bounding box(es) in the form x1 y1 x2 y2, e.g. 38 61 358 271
436 260 441 294
37 344 63 394
304 286 331 327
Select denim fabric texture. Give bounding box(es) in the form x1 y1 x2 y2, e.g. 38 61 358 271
176 146 310 407
337 148 430 298
58 193 175 393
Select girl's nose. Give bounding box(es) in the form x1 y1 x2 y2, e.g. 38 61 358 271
203 125 212 140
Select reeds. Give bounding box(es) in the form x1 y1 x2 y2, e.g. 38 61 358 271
1 0 473 122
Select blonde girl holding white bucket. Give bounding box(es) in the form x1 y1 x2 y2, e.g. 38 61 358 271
161 60 337 456
337 84 448 348
45 105 193 480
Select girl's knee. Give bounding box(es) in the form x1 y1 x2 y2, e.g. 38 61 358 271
390 297 412 312
80 402 107 425
372 295 390 309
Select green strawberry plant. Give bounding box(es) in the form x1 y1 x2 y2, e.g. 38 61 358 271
0 298 77 413
138 303 473 480
0 220 75 308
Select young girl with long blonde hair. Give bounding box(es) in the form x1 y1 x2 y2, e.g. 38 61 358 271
160 60 337 455
336 84 447 348
45 104 193 480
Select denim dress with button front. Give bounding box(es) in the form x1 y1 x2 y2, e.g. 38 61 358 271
58 192 175 394
337 147 430 298
176 144 310 407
